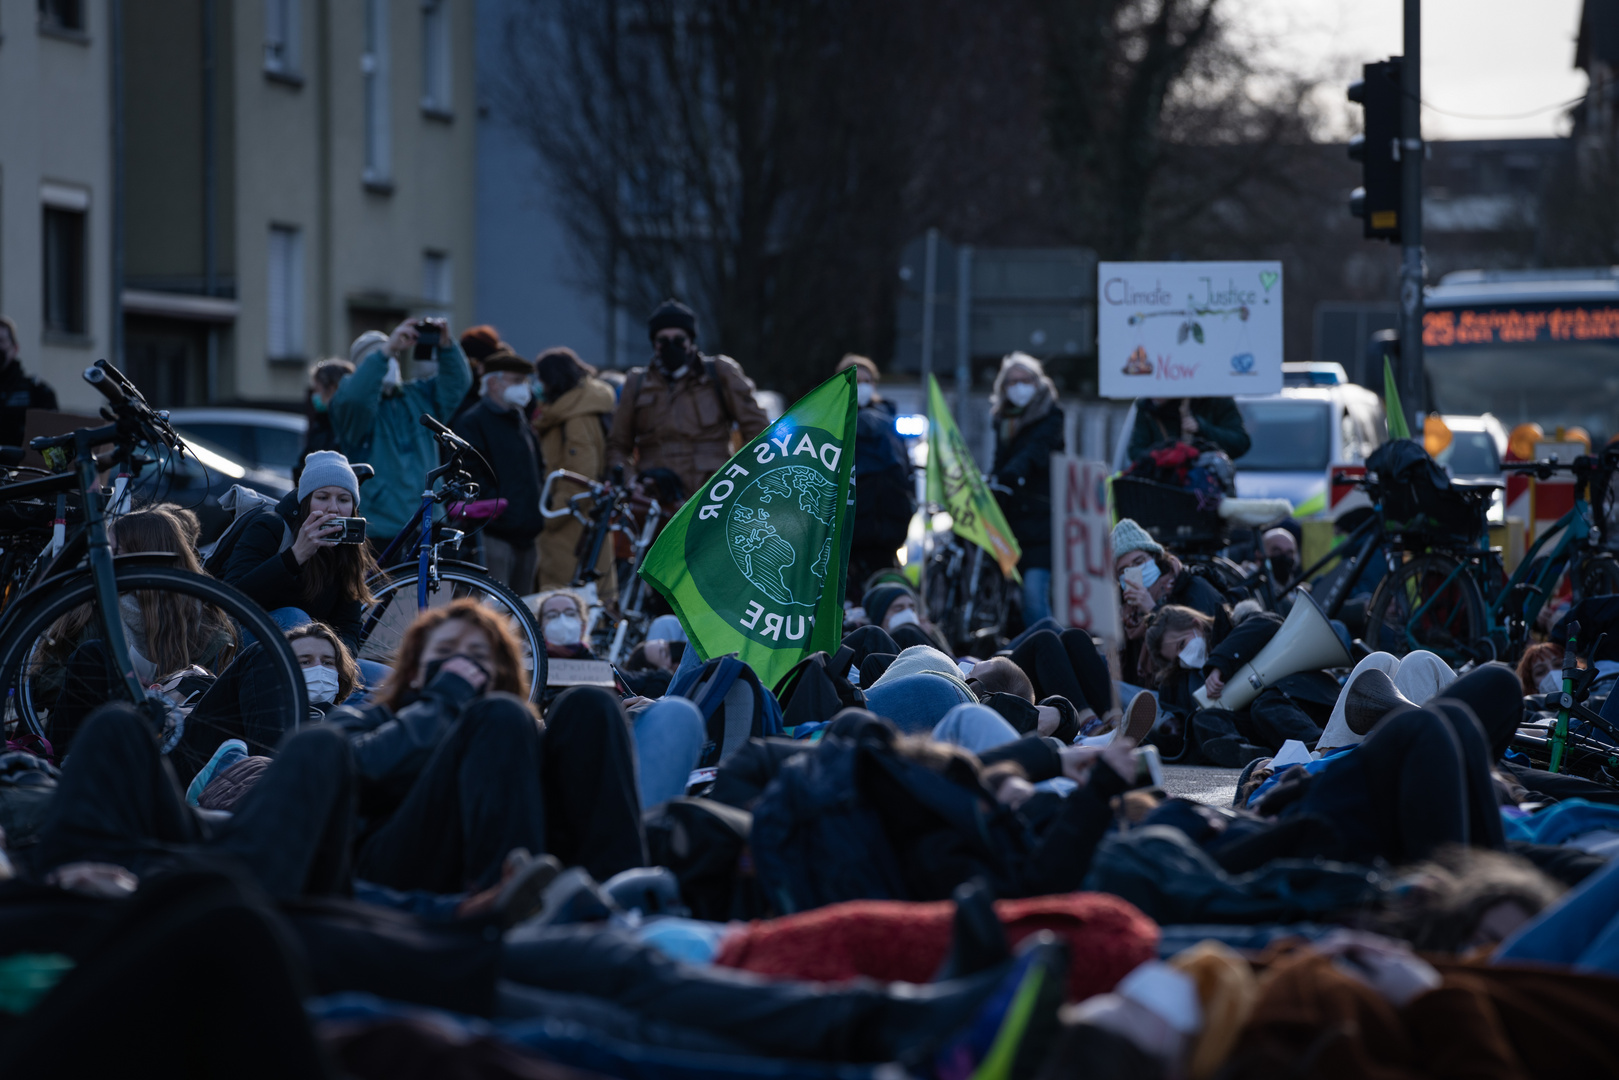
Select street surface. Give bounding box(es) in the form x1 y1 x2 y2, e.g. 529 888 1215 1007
1161 765 1242 807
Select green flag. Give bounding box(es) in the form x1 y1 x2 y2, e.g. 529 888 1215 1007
1383 357 1410 440
925 374 1022 582
639 366 858 691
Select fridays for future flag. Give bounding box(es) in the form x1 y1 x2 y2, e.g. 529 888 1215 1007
640 366 858 690
925 374 1022 581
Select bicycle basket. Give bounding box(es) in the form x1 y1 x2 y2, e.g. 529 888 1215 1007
1111 477 1227 552
1378 472 1483 541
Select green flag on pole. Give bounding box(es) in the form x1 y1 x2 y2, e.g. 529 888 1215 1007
924 374 1022 582
639 366 858 691
1383 357 1410 440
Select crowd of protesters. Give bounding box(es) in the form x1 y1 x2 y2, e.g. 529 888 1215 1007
1 301 1618 1078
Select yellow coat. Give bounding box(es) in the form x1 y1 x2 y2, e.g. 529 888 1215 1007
534 376 619 598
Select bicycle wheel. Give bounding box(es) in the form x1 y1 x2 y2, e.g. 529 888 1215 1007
1365 553 1491 667
0 566 305 766
360 565 546 702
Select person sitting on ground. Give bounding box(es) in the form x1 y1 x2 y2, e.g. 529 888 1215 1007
1112 518 1230 682
861 582 952 654
288 620 362 715
333 598 645 894
1257 525 1301 612
220 450 377 658
1159 602 1341 768
535 590 593 659
37 503 237 757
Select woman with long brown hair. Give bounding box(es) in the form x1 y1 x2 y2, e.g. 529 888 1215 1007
334 598 644 894
220 450 376 655
37 503 238 756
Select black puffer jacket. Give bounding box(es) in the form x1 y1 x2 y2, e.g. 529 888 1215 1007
991 406 1065 571
219 492 363 651
328 670 486 821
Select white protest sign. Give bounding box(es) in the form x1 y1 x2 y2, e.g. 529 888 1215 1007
1097 261 1283 399
1051 455 1119 646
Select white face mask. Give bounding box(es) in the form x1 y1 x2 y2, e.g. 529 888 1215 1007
885 607 920 631
1177 636 1208 670
382 357 403 391
304 665 341 705
1538 668 1565 696
856 383 874 408
1121 560 1163 593
502 381 534 409
1006 382 1037 408
543 614 583 647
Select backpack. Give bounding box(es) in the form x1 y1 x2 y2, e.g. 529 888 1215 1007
643 796 766 921
668 654 786 769
199 485 290 576
773 645 865 731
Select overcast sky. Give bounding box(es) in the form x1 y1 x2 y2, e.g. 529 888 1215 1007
1230 0 1589 141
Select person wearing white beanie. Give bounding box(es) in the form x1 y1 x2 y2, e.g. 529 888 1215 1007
329 318 472 546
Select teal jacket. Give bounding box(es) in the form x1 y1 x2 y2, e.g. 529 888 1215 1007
330 343 472 540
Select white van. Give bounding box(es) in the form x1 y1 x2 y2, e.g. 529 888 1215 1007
1111 363 1385 519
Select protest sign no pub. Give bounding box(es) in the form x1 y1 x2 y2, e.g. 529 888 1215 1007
1050 456 1119 646
1097 261 1284 399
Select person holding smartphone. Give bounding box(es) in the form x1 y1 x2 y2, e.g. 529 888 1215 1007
330 317 472 552
220 451 379 661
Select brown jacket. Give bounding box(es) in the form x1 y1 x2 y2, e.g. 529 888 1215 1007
605 354 768 501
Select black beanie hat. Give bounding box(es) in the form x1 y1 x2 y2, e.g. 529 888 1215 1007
647 299 698 342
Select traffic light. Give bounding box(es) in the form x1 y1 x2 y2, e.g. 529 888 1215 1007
1347 58 1403 242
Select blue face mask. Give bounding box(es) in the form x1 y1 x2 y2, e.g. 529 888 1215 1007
1121 560 1163 593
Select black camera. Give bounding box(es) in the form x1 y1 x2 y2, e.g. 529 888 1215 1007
330 517 367 545
413 320 443 360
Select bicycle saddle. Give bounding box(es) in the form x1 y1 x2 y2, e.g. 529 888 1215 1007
351 462 376 482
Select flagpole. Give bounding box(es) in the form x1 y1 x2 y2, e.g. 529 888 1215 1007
919 377 932 619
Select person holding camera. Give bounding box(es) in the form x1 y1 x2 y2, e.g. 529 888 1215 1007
330 317 472 551
452 348 545 592
220 451 379 660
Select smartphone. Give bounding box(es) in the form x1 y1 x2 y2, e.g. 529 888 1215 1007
1131 745 1164 788
329 517 367 545
413 320 442 360
1121 565 1145 591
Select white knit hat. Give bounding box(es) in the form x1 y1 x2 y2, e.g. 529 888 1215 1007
1111 518 1164 562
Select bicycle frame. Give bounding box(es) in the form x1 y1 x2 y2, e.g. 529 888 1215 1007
1289 510 1385 618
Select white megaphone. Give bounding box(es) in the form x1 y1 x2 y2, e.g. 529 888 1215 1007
1193 590 1352 712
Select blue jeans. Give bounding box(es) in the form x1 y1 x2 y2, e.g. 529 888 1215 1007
1021 568 1051 627
631 697 705 808
931 703 1019 753
268 606 389 703
1494 852 1619 974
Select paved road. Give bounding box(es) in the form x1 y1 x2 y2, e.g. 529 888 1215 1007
1161 764 1242 806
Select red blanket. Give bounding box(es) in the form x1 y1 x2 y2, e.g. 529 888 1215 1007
714 893 1158 1003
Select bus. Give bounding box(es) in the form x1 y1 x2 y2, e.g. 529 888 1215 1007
1424 267 1619 442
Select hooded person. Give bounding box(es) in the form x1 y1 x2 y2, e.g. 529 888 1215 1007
862 583 953 655
329 320 473 550
452 348 546 593
534 346 619 603
838 354 915 602
605 299 768 502
990 354 1065 627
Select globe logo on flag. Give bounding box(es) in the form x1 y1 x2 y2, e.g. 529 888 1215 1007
726 465 839 608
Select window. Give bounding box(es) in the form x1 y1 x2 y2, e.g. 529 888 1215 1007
422 251 451 306
43 206 87 336
264 0 301 76
362 0 391 186
421 0 451 114
38 0 84 34
267 225 305 358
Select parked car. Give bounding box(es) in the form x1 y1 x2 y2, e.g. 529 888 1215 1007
1436 413 1507 523
129 434 291 543
1111 363 1386 519
167 408 307 482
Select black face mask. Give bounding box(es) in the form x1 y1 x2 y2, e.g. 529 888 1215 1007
1269 554 1296 582
656 338 691 372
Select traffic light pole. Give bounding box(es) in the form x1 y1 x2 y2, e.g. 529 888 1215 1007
1399 0 1425 420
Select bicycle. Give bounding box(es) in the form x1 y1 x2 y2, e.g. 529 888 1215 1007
356 415 547 702
538 468 664 665
0 361 304 752
920 503 1010 654
1364 446 1619 667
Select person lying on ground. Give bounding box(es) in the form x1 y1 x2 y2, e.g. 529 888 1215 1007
38 503 237 758
860 582 953 655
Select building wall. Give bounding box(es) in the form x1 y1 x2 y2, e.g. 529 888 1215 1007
0 0 114 413
472 0 605 365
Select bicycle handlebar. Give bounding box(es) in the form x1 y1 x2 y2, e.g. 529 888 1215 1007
539 468 606 519
418 412 497 488
85 365 128 407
